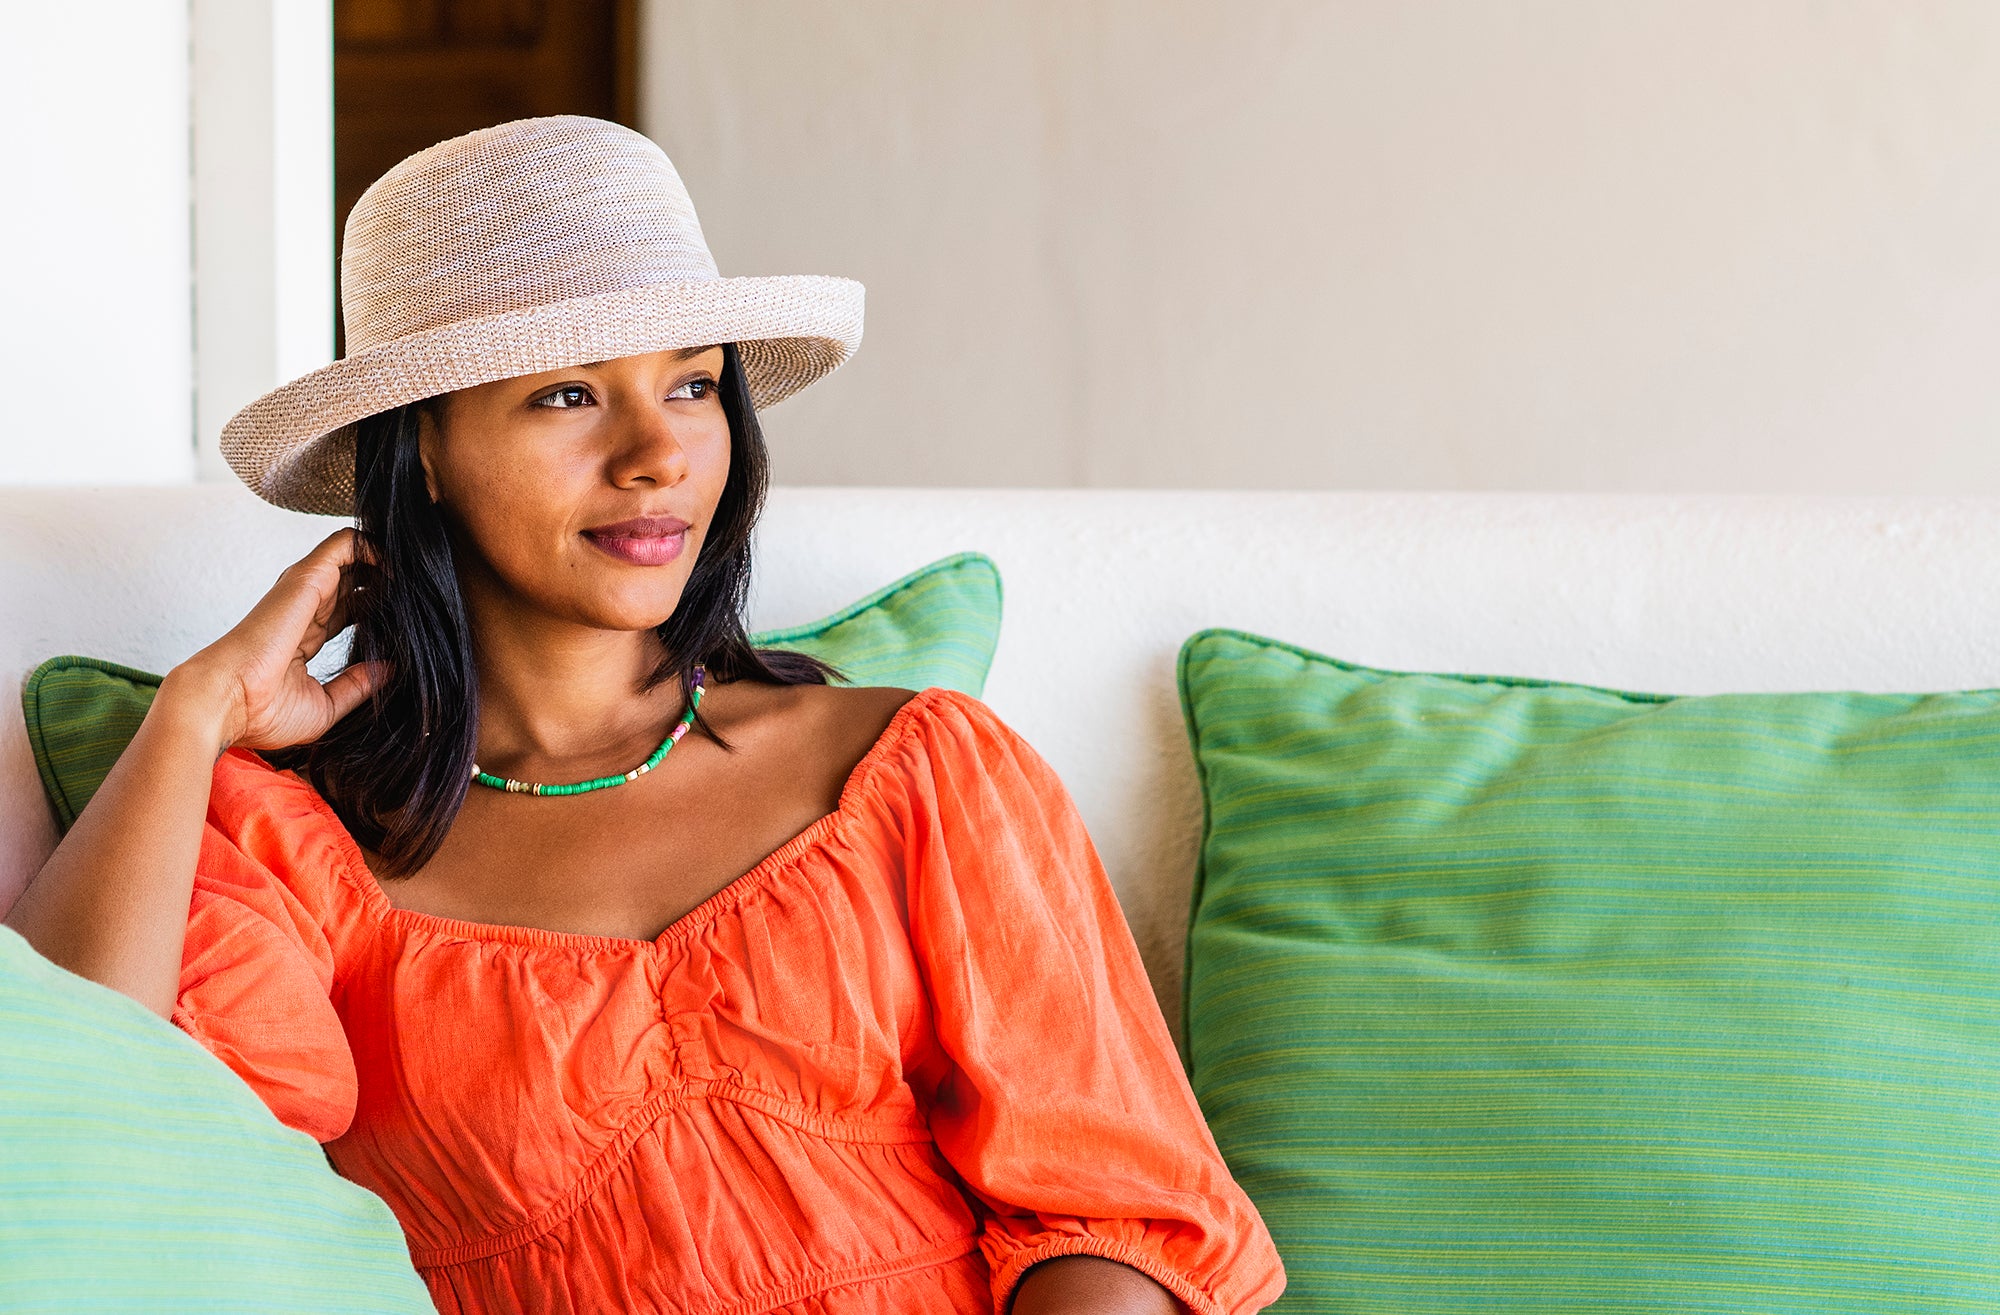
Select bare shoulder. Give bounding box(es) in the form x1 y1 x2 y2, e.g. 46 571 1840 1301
697 678 923 771
790 681 925 760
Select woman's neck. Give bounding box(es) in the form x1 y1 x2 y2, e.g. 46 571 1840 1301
467 606 682 765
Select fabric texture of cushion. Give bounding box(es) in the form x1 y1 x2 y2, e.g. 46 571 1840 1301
0 924 431 1311
24 550 1001 832
1178 626 2000 1313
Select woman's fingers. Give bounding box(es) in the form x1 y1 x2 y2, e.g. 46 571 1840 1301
205 530 382 748
320 659 388 726
292 534 386 732
321 557 382 642
278 530 375 657
291 527 367 585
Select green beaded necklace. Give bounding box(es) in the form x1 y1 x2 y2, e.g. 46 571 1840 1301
470 666 706 797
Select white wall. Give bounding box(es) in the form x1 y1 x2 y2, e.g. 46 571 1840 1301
0 3 193 485
641 1 2000 494
0 2 333 491
191 0 337 482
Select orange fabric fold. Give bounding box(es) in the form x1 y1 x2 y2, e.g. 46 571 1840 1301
175 688 1284 1314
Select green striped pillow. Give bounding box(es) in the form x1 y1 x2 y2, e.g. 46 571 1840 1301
0 925 432 1310
752 549 1001 695
1178 627 2000 1314
24 551 1001 831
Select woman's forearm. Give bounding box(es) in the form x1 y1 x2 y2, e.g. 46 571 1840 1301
1011 1255 1187 1315
3 666 237 1018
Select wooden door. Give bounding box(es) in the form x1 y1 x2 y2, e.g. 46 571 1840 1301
333 0 638 348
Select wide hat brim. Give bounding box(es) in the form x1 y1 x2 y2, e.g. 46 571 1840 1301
221 273 864 516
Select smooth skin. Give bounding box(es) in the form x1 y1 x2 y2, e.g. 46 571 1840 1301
4 345 1180 1314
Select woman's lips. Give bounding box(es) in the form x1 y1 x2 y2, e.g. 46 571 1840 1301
581 517 689 567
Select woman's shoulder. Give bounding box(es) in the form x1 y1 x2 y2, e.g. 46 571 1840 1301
699 679 1036 806
776 683 1026 769
697 678 916 777
762 680 927 759
827 685 1063 812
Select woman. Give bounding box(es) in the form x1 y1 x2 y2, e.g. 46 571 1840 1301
6 117 1282 1314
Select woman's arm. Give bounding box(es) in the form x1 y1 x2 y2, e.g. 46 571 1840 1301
1012 1256 1186 1314
4 529 379 1018
4 667 237 1015
900 691 1286 1314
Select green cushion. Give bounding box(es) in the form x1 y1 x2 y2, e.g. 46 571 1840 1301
0 924 431 1310
1178 627 2000 1314
750 549 1001 695
24 551 1001 831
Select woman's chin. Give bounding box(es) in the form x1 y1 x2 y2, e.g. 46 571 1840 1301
615 591 694 633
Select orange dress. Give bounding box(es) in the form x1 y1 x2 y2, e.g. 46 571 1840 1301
173 687 1285 1314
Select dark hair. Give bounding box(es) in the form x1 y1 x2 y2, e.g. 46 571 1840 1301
277 342 832 875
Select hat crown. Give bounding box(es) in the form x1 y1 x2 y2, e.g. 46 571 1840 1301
340 116 721 355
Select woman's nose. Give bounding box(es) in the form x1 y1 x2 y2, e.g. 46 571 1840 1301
607 401 691 488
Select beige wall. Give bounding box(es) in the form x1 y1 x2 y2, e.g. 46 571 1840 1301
641 1 2000 493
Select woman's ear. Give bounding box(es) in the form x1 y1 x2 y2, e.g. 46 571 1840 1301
415 402 443 505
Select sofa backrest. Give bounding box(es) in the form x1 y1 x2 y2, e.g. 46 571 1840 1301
9 485 2000 1035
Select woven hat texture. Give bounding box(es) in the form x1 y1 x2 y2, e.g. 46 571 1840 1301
220 115 865 515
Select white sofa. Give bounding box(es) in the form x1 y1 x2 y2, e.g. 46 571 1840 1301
9 484 2000 1037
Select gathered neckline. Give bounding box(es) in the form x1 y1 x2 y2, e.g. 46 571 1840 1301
283 686 949 954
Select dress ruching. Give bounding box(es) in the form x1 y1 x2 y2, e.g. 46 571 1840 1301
174 687 1284 1314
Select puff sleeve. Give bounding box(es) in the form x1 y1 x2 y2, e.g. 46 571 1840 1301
900 693 1285 1315
171 749 358 1144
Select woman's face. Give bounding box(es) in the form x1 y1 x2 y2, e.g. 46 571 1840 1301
418 344 732 636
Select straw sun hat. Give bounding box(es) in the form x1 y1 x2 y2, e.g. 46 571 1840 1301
220 115 865 516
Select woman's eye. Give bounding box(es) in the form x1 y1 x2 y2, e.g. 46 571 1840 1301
668 377 718 401
534 385 594 409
